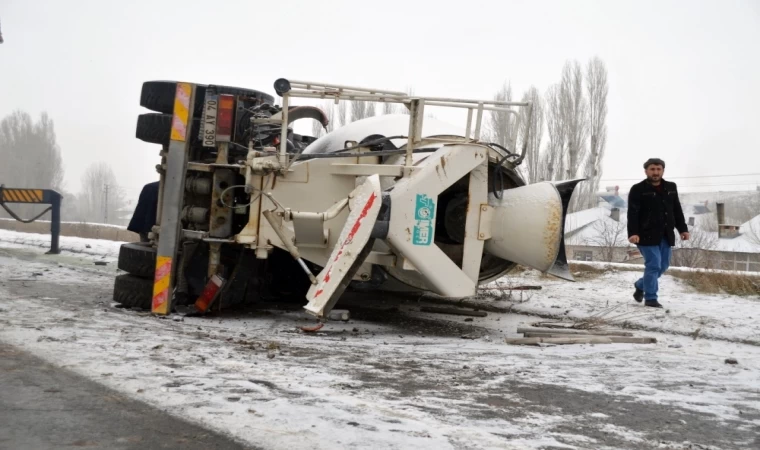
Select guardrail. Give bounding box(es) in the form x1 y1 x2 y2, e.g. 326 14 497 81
0 185 62 254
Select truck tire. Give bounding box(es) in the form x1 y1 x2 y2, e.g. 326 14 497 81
135 113 201 146
118 243 157 278
140 81 274 117
113 274 153 310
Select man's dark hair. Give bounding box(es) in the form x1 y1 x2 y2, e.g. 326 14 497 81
644 158 665 169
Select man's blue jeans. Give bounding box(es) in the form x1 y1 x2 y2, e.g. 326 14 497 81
634 237 672 301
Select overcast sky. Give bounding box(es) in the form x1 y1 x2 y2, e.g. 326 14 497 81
1 0 759 201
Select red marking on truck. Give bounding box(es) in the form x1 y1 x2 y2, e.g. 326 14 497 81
313 192 377 299
152 290 168 310
152 256 173 313
154 261 171 280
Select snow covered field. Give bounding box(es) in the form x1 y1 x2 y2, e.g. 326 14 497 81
0 228 123 260
1 231 759 449
482 265 760 345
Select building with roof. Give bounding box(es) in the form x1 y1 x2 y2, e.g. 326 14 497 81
564 197 760 272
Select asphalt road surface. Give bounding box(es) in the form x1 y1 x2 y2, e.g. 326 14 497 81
0 345 252 450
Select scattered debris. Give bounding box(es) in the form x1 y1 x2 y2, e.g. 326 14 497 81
420 306 487 317
300 323 325 333
94 261 107 266
226 397 241 402
328 309 350 322
172 316 184 322
668 344 684 349
464 318 474 322
488 285 542 291
725 358 738 365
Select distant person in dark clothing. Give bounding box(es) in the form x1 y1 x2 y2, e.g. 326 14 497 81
127 181 160 242
627 158 689 308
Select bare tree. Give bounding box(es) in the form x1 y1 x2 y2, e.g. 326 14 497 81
579 57 608 209
518 86 544 184
585 218 628 262
562 61 589 181
673 227 718 268
542 84 566 182
350 100 376 122
337 100 348 126
743 217 760 246
0 110 65 220
382 102 395 115
399 86 415 115
0 110 65 191
79 162 125 224
311 117 323 138
487 82 519 151
539 59 606 211
323 100 336 133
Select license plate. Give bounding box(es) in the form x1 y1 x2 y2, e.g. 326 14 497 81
201 94 218 147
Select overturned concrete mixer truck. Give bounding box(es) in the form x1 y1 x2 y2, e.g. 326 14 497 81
115 78 581 318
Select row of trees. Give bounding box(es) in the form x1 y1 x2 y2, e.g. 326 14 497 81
0 110 126 224
311 90 413 137
487 58 609 211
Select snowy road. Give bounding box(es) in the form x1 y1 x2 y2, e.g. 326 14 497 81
0 241 759 449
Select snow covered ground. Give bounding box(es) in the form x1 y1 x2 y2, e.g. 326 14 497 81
1 233 759 449
0 228 123 261
482 265 760 345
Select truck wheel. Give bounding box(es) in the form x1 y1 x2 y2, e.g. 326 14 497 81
113 274 153 310
118 243 157 278
135 113 201 146
140 81 275 117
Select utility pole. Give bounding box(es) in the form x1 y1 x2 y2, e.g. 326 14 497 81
104 184 109 223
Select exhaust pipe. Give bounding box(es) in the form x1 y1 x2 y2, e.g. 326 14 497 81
484 179 583 281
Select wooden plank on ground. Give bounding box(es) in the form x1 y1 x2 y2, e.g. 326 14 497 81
518 328 634 337
505 337 614 345
420 306 488 317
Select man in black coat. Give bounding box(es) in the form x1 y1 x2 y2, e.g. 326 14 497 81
627 158 689 308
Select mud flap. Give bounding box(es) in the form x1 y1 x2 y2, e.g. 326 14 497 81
304 175 382 318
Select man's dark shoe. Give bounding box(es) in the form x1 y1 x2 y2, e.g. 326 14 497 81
644 300 663 308
633 286 644 303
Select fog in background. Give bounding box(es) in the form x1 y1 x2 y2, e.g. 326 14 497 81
1 0 759 207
